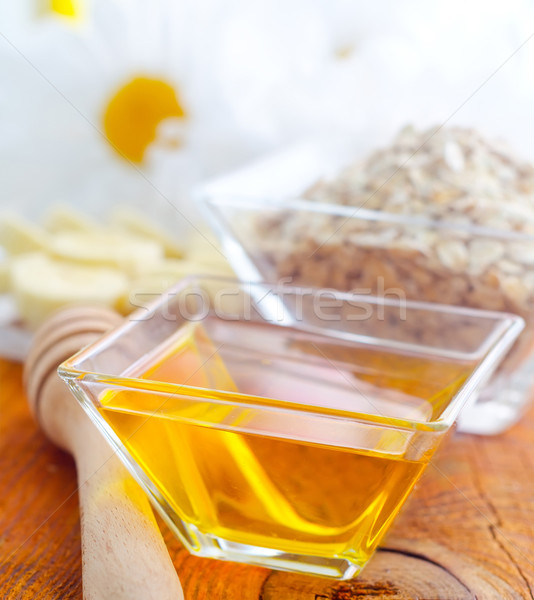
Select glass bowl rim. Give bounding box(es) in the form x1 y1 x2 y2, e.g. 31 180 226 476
58 275 525 433
200 194 534 243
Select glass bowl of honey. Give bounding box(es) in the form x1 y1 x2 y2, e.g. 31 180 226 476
59 276 523 579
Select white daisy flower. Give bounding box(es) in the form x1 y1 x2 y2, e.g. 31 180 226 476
0 0 257 235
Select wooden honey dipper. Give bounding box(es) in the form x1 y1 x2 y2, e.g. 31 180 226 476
23 305 184 600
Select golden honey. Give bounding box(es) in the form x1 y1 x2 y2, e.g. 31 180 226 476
97 319 471 573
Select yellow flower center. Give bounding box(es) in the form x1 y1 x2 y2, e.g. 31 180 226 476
334 44 355 60
49 0 79 17
102 76 186 164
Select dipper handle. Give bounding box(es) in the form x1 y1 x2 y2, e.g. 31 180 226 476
24 305 184 600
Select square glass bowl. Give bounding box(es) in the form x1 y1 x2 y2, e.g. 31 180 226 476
59 276 523 579
198 142 534 435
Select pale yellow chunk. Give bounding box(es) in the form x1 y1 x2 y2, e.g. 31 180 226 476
10 252 128 330
50 231 164 277
185 230 230 269
121 258 235 314
148 257 234 280
0 259 9 293
0 214 50 255
44 204 99 233
111 207 184 258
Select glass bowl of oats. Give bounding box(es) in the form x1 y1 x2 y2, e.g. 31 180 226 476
198 127 534 435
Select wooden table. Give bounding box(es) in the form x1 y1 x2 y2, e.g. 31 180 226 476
1 357 533 599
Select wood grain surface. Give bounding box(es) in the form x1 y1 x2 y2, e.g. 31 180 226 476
1 357 534 599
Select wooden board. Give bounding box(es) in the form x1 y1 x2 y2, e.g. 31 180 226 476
1 358 533 599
